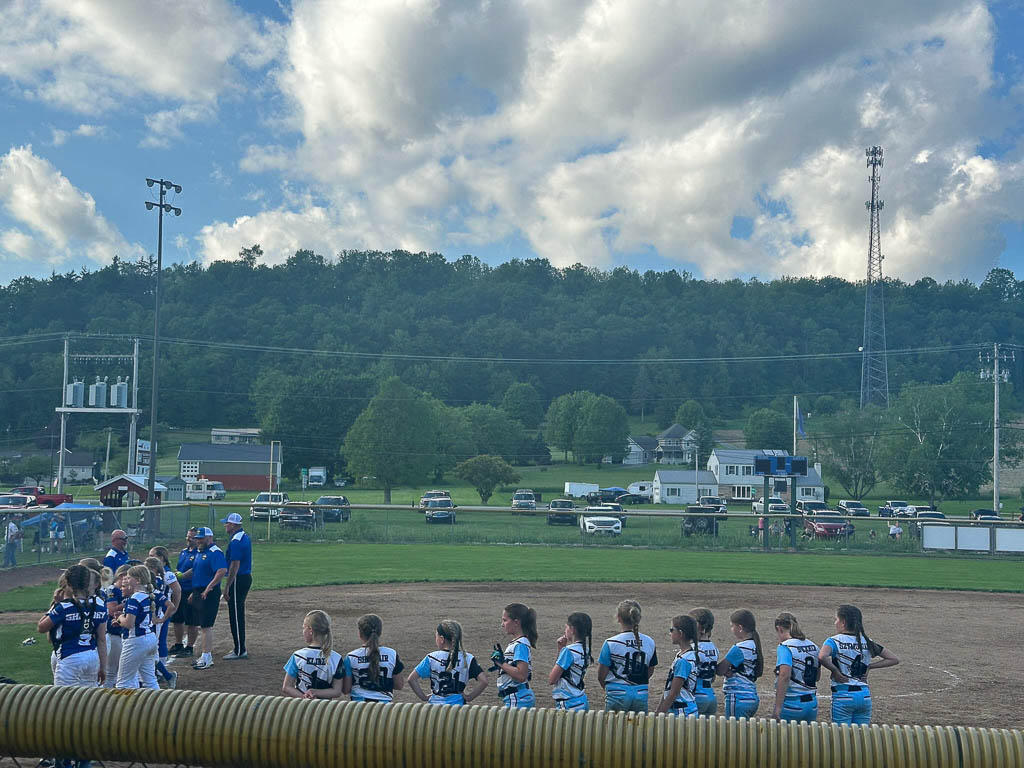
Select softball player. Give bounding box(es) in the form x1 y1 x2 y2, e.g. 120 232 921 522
103 564 130 688
490 603 537 708
547 612 592 711
819 604 899 724
37 564 107 687
115 564 166 689
655 615 700 716
716 608 763 719
145 554 180 688
597 600 658 712
408 619 488 705
282 610 344 699
688 607 719 715
771 612 820 722
343 614 405 702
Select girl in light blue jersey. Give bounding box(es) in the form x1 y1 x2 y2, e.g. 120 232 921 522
771 612 820 722
656 614 700 716
818 604 898 725
548 612 592 711
688 607 719 716
283 610 344 699
598 600 659 712
491 603 537 708
408 619 488 705
343 614 406 702
717 608 763 719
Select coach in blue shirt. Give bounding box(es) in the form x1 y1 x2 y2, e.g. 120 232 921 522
189 527 227 670
220 512 252 660
103 530 130 572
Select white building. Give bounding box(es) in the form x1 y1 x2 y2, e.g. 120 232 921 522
652 469 719 505
210 428 261 445
708 449 825 503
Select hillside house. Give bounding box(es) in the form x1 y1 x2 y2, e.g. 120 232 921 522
655 424 698 464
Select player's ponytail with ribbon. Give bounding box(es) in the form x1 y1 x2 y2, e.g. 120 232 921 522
358 614 384 683
567 612 593 666
504 603 537 647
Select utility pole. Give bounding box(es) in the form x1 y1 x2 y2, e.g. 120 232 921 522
980 344 1013 513
104 428 112 481
144 178 182 531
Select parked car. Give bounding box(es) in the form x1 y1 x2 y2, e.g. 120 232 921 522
546 499 577 525
900 504 936 519
681 505 726 537
279 501 317 530
579 512 622 536
698 496 727 513
969 508 997 520
836 500 870 517
591 502 627 527
795 500 828 515
249 492 290 521
418 490 451 513
878 500 909 518
615 493 648 506
424 498 457 524
0 494 39 510
751 496 785 514
804 509 855 538
314 495 351 523
585 489 624 505
511 490 537 512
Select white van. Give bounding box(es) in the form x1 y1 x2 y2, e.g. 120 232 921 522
185 478 227 501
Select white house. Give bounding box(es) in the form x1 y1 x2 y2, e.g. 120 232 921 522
615 435 658 465
655 424 698 464
708 449 825 503
652 469 719 505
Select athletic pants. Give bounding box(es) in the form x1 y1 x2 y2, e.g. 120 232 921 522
227 573 252 654
104 635 122 689
117 633 158 690
55 651 100 688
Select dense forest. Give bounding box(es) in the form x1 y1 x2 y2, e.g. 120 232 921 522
1 247 1022 484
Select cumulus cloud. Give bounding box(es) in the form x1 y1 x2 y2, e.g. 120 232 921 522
0 0 280 114
198 0 1024 281
51 123 106 146
141 103 216 148
0 145 144 266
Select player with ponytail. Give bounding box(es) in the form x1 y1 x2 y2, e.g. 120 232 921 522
772 612 820 722
597 599 659 712
283 610 344 699
343 614 405 702
717 608 763 718
688 607 720 715
115 564 166 689
548 611 592 711
408 619 488 705
491 603 537 708
819 604 898 724
656 614 700 716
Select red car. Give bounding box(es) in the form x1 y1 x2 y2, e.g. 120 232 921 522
804 509 855 538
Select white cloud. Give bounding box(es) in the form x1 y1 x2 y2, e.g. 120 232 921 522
0 0 281 114
141 103 216 148
0 145 145 266
51 123 106 146
202 0 1024 282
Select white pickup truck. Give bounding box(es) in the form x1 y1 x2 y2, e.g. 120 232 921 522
751 496 787 514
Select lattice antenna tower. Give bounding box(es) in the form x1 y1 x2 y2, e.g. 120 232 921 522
860 146 890 409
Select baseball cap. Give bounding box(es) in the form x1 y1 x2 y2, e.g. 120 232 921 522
220 512 243 524
195 527 213 538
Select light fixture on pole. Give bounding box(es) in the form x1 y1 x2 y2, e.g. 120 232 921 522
144 178 182 531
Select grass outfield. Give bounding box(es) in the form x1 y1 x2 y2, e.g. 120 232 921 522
2 542 1021 614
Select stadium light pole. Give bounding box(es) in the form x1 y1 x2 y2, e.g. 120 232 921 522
144 178 182 532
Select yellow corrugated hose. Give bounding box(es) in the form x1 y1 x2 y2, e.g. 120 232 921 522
1 685 1022 767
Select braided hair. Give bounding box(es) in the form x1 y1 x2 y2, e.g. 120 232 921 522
566 612 593 667
437 619 464 672
358 614 384 683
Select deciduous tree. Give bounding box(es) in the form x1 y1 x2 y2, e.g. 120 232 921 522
455 455 520 503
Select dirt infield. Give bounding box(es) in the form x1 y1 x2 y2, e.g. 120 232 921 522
92 580 1017 730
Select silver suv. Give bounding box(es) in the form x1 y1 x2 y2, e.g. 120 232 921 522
250 491 290 520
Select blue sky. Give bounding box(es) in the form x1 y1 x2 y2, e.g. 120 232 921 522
1 0 1023 286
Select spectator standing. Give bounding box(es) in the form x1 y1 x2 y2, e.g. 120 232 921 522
189 527 227 670
4 514 23 568
103 530 130 572
49 512 66 554
221 513 252 660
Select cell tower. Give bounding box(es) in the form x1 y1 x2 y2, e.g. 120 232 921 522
860 146 890 409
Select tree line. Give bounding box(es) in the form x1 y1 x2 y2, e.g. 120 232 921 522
1 248 1022 496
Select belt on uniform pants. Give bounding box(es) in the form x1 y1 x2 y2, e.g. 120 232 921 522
797 693 814 702
499 684 526 697
833 685 863 693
